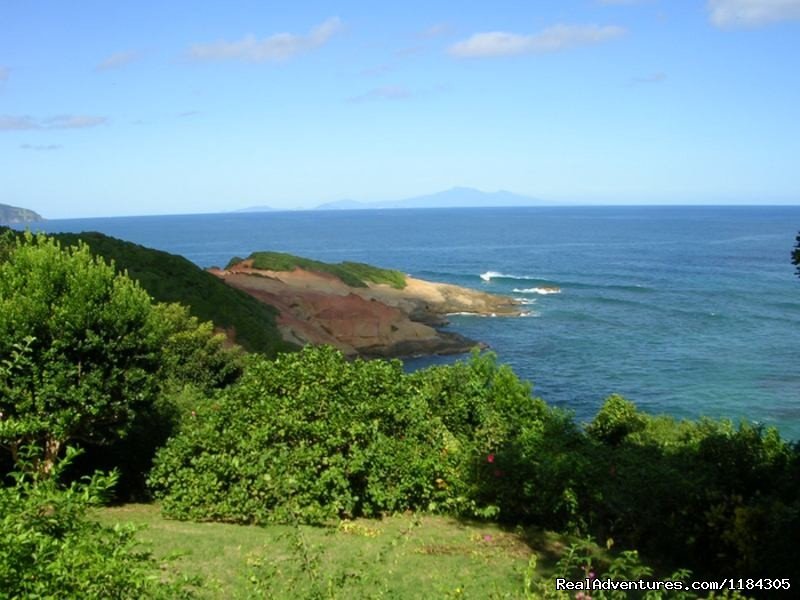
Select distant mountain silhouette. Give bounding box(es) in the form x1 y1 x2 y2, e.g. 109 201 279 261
233 205 275 213
314 187 549 210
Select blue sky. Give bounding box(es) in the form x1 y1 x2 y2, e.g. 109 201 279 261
1 0 799 217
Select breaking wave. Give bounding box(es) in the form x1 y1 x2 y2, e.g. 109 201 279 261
513 287 561 295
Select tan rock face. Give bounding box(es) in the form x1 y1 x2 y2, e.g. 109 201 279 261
208 263 522 358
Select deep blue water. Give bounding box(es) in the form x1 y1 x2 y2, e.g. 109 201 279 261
26 206 800 438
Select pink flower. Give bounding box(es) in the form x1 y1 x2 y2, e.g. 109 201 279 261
487 453 495 463
588 571 595 580
483 534 493 542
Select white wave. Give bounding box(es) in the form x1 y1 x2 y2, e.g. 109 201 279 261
513 287 561 295
480 271 537 282
519 311 540 318
513 297 538 305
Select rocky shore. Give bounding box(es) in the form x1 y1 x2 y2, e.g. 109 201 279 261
209 257 522 358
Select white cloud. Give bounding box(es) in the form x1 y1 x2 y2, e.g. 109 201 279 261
347 86 413 103
96 51 139 71
448 24 626 58
188 17 342 63
709 0 800 27
0 114 107 131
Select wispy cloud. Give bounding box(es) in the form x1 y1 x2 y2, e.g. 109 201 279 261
20 143 62 151
347 86 413 103
177 110 200 118
417 23 451 39
96 51 140 71
0 66 9 82
0 114 107 131
188 17 342 63
709 0 800 27
448 24 626 58
630 71 667 85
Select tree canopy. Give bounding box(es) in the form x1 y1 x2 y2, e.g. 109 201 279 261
0 233 163 473
793 231 800 277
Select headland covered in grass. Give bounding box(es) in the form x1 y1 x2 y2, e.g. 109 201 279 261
214 252 522 358
229 251 408 289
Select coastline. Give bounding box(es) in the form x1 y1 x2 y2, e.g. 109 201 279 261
209 261 523 359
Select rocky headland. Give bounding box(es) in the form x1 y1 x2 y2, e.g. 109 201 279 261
209 253 522 358
0 203 43 225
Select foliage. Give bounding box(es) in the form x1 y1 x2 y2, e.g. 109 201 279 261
793 231 800 277
237 251 407 289
74 302 245 500
0 448 198 599
149 346 449 524
525 537 703 600
53 231 293 356
583 398 800 581
410 350 586 528
0 232 164 474
585 394 646 445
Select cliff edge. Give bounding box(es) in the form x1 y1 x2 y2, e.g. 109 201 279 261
0 203 44 225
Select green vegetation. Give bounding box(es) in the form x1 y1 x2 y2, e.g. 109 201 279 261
0 233 165 474
52 232 293 356
94 503 562 599
236 251 407 289
1 449 197 599
793 231 800 276
1 230 797 598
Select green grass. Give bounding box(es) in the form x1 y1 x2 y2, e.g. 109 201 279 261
51 232 295 357
235 251 407 289
93 504 568 599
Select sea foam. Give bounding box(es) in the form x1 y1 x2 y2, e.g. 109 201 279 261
513 287 561 295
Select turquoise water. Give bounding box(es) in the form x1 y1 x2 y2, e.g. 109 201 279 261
28 206 800 438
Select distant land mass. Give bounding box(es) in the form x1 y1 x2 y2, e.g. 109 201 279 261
234 205 274 213
315 187 551 210
0 203 44 225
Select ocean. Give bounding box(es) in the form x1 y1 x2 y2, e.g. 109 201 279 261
26 206 800 439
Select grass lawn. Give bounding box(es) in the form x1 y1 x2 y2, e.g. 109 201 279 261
94 504 570 599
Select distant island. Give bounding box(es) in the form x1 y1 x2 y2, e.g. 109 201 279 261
315 187 552 210
0 203 44 225
233 205 274 213
233 187 554 214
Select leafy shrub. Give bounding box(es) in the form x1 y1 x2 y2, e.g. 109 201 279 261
583 399 800 581
586 394 646 445
149 346 451 523
0 232 164 474
0 447 197 599
412 351 587 527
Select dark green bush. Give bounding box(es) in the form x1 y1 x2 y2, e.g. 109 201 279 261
583 398 800 580
149 346 452 523
411 351 586 526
